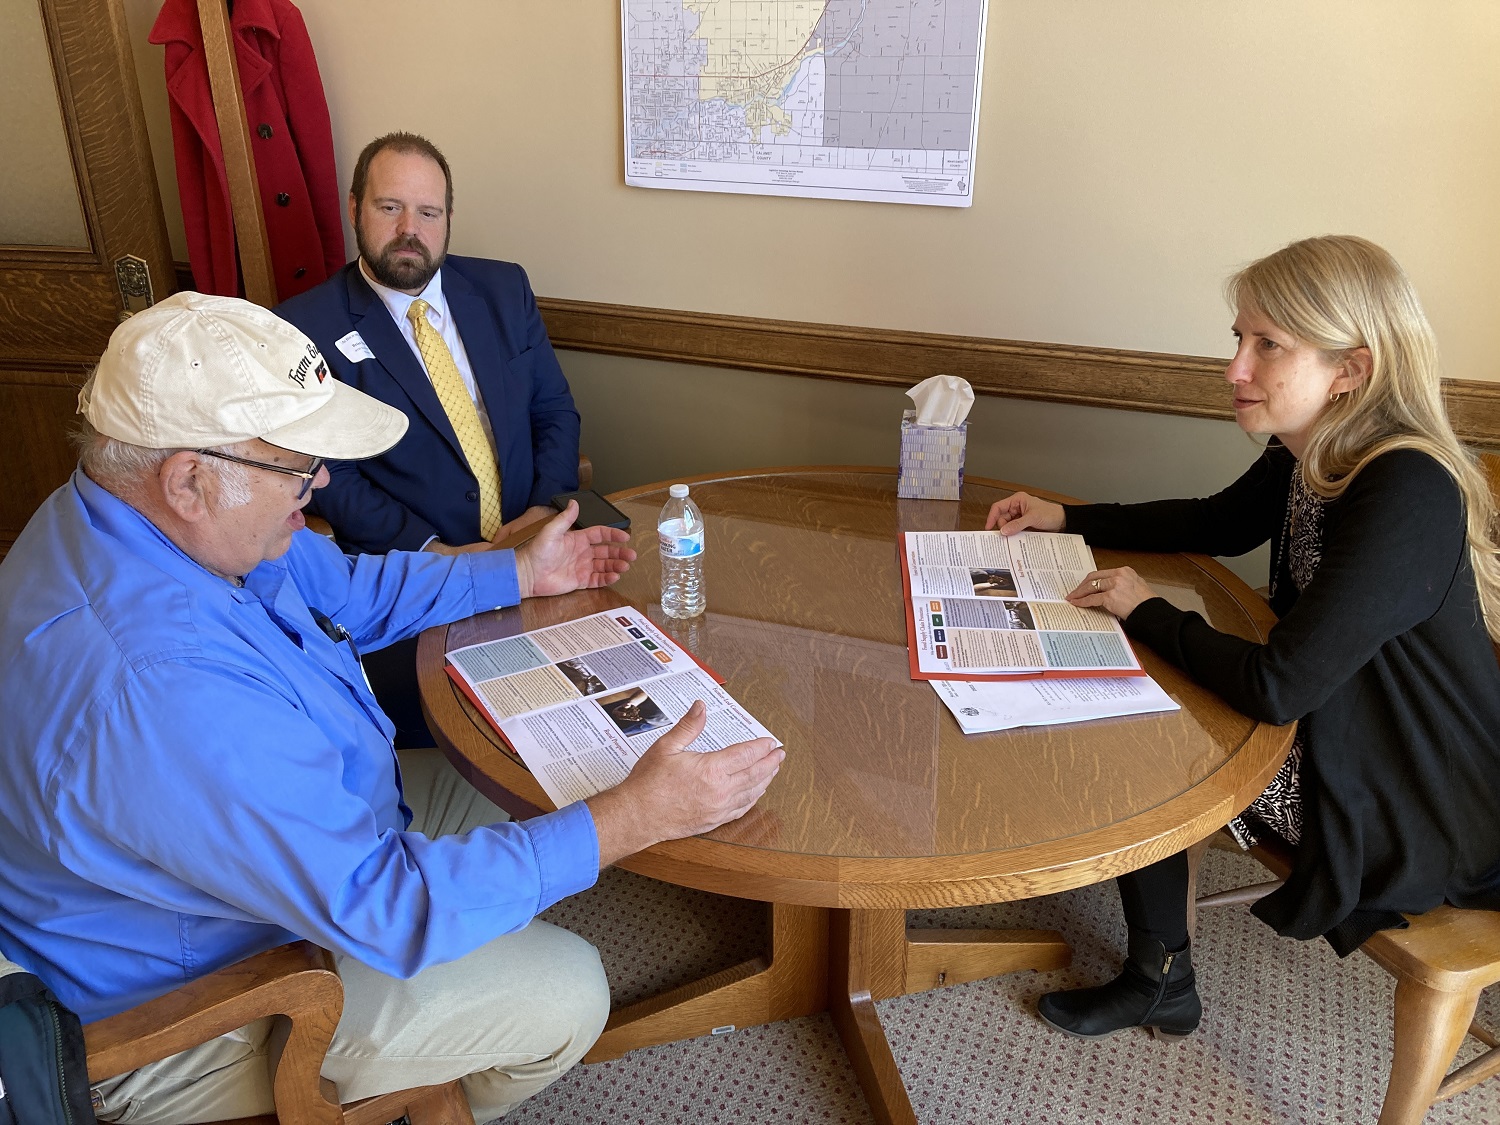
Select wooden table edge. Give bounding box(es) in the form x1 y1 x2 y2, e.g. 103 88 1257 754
418 466 1293 910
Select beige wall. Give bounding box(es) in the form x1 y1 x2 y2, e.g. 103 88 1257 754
562 351 1274 584
566 351 1263 503
117 0 1500 583
123 0 1500 380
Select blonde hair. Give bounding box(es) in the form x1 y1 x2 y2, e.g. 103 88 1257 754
1227 235 1500 640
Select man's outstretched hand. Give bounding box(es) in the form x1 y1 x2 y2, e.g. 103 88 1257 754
515 501 636 598
587 701 784 867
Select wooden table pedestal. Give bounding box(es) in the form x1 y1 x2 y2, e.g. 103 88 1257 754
584 901 1069 1125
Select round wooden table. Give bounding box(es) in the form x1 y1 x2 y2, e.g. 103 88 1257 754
417 467 1292 1125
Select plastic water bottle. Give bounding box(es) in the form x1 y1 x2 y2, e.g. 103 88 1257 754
658 483 706 619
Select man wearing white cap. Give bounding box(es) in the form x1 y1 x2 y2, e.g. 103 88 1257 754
0 293 784 1123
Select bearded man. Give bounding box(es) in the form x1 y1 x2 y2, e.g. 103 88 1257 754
276 132 577 558
276 132 582 742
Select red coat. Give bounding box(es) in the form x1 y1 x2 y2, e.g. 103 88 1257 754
151 0 344 302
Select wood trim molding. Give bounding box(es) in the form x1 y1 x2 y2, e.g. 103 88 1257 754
536 297 1500 450
165 266 1500 449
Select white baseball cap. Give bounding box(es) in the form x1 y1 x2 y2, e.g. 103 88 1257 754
80 291 408 460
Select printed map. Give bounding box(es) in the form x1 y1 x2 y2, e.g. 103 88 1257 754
622 0 988 206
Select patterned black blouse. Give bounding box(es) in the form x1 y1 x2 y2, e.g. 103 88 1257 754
1065 442 1500 954
1227 465 1325 849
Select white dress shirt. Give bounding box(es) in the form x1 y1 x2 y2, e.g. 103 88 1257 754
358 258 498 452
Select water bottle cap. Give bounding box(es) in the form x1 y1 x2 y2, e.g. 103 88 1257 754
669 483 689 498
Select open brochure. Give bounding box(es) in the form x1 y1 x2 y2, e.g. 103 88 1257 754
900 530 1144 680
932 675 1179 734
445 608 780 808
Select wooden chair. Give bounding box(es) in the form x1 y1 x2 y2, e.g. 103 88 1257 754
1190 450 1500 1125
1193 834 1500 1125
81 941 473 1125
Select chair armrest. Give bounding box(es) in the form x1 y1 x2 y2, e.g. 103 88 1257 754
84 941 341 1088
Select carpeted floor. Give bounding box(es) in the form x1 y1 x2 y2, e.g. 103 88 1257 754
497 848 1500 1124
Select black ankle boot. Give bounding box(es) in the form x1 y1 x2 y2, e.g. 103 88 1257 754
1037 932 1201 1040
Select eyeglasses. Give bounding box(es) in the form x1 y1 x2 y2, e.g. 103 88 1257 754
194 449 326 499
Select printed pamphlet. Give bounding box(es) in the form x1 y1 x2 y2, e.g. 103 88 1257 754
445 607 780 808
901 530 1144 680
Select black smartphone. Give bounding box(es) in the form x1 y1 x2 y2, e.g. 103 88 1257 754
551 489 631 531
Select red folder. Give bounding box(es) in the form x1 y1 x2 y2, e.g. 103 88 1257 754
898 533 1145 682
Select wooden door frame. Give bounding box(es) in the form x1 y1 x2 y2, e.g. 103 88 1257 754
1 0 175 556
0 0 174 362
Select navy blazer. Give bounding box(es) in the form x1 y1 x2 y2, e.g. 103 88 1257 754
274 256 580 553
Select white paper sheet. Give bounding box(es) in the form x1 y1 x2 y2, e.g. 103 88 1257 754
931 674 1180 734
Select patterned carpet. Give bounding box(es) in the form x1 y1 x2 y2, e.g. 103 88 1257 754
498 849 1500 1124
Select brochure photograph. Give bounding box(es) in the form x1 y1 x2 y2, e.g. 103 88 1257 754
445 607 781 808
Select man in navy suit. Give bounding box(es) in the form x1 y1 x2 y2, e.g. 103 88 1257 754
276 133 580 742
276 132 579 557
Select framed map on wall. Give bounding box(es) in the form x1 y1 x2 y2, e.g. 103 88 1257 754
622 0 988 206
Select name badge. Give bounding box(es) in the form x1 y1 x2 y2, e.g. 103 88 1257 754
334 331 375 363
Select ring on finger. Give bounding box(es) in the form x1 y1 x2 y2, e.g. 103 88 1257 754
1091 578 1102 591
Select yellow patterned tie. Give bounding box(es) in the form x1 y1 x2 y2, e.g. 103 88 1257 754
406 299 502 539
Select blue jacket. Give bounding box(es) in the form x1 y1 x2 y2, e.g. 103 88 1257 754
275 256 580 552
0 474 597 1022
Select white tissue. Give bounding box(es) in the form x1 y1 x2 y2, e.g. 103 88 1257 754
906 374 974 427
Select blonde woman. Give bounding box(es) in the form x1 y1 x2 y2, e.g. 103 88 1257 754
987 236 1500 1039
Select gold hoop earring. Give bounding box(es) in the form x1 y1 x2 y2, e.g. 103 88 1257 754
1330 390 1345 403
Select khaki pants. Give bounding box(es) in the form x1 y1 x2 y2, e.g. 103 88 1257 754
93 750 609 1123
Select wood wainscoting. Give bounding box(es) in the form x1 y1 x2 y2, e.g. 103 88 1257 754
535 297 1500 451
0 362 92 557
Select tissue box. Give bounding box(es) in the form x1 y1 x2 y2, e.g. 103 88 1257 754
898 409 966 500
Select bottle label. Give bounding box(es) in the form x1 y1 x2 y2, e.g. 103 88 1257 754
658 528 704 558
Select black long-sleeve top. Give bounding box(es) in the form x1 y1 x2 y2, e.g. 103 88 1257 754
1065 442 1500 954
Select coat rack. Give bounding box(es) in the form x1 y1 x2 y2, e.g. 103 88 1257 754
194 0 277 306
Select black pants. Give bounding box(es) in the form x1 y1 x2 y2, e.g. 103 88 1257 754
1117 851 1191 950
362 636 436 749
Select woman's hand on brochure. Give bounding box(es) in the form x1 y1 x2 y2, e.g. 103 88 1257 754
985 492 1066 536
587 701 784 867
1066 566 1156 621
515 501 637 598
